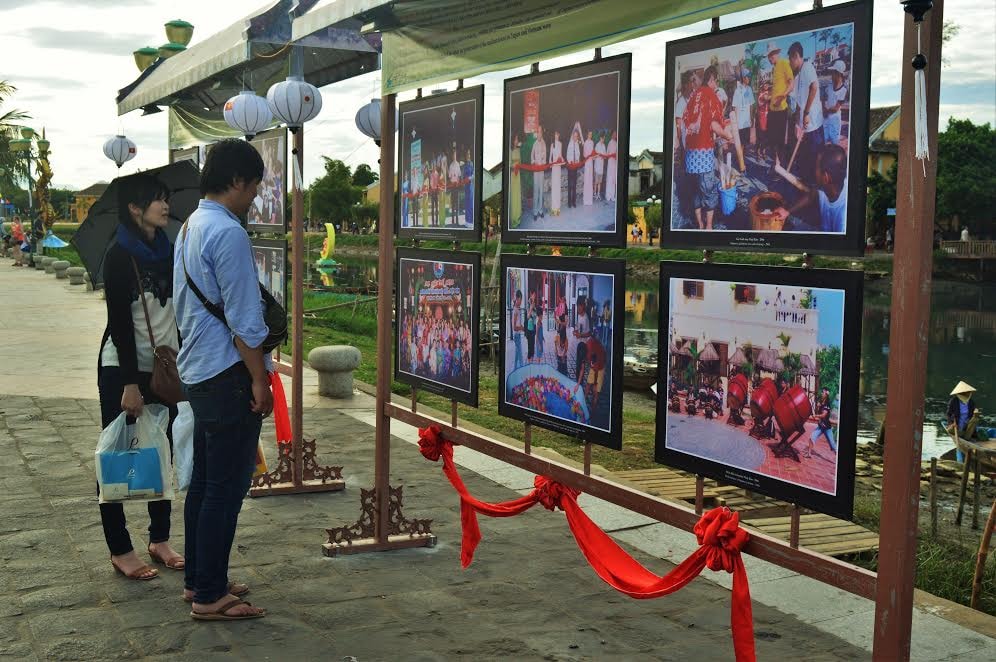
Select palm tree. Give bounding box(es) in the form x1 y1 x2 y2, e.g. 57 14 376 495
0 81 30 198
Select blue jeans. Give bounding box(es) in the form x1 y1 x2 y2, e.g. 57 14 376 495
513 332 524 369
811 425 837 452
182 362 262 604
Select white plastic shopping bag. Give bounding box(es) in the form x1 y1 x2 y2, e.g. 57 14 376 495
95 404 175 503
172 402 195 492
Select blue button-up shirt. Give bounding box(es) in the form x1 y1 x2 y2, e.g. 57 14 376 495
173 199 271 384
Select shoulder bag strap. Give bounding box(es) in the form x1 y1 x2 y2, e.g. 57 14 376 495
180 222 230 328
130 256 158 350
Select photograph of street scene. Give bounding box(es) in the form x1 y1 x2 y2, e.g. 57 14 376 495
660 276 848 496
247 128 286 232
500 257 623 447
251 239 286 309
398 86 482 239
396 250 479 405
504 55 630 245
666 8 868 246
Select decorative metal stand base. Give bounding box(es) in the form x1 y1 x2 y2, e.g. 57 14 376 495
322 485 436 556
249 438 346 497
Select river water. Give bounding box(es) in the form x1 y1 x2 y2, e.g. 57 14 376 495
311 255 994 460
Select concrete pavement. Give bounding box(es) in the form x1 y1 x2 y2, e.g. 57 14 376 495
1 261 994 660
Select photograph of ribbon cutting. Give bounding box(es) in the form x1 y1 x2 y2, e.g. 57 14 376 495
502 54 631 247
245 127 288 234
397 85 484 241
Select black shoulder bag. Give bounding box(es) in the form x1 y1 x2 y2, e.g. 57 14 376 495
180 224 287 353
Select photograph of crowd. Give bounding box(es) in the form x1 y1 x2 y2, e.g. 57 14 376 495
396 248 481 406
662 3 871 254
247 128 287 233
503 54 631 247
499 255 625 448
251 238 287 309
655 263 862 517
398 86 483 241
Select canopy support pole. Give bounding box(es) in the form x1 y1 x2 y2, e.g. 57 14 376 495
873 2 944 659
323 93 436 556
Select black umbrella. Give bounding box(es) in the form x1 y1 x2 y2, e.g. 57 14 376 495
71 161 200 286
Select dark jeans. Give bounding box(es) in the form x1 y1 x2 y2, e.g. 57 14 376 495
768 109 788 164
97 366 177 556
183 362 262 604
567 168 578 207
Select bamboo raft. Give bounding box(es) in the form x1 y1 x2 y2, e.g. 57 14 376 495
609 468 879 557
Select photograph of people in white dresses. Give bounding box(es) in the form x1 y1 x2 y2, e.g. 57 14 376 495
248 130 286 229
670 22 854 234
399 97 478 232
663 279 846 495
504 266 616 433
506 69 623 234
252 243 286 309
398 258 476 394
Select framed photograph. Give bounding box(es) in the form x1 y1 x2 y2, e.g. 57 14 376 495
655 261 863 518
398 86 484 242
660 1 872 255
169 147 199 168
395 248 481 407
246 127 288 234
250 238 288 310
499 254 625 449
502 54 631 247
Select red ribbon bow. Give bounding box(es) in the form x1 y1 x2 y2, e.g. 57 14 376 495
416 426 756 661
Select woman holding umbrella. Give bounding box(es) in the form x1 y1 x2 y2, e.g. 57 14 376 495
97 175 184 580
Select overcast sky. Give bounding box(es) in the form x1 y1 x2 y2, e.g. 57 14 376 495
1 0 992 191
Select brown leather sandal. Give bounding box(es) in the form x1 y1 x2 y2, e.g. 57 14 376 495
190 598 265 621
182 582 249 603
148 546 185 570
111 559 159 581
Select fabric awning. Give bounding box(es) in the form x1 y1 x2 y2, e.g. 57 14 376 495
117 0 381 134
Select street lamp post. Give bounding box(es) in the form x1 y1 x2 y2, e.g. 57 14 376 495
645 194 660 246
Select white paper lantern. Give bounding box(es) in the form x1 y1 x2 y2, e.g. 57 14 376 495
266 76 322 130
223 90 272 139
355 98 381 143
103 135 136 168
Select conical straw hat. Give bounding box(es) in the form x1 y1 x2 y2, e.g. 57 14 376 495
950 381 976 396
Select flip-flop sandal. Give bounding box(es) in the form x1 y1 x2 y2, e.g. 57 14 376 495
148 547 185 570
190 598 265 621
111 559 159 581
182 582 249 603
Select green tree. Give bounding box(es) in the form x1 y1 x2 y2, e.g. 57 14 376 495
308 158 362 224
816 345 842 403
0 81 30 200
935 118 996 238
351 163 378 188
865 161 897 240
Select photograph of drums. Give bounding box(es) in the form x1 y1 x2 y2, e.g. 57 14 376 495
655 261 862 518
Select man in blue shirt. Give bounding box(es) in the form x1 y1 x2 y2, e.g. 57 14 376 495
173 139 271 621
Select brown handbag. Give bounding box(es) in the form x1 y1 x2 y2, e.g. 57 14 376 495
131 258 185 405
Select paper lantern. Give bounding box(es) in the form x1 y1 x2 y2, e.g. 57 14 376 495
103 135 136 168
355 98 381 143
223 90 272 139
266 76 322 130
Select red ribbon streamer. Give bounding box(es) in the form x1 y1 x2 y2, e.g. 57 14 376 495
270 372 292 445
418 425 755 662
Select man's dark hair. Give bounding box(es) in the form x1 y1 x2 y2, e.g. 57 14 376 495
818 143 848 189
788 42 804 59
119 174 169 229
703 66 719 85
680 71 694 89
200 139 265 196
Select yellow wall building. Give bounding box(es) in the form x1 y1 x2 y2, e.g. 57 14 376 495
69 182 108 224
867 106 900 177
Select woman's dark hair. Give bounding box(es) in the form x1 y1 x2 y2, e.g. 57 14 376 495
119 174 169 229
200 138 265 195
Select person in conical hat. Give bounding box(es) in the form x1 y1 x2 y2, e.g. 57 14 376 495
946 381 978 437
